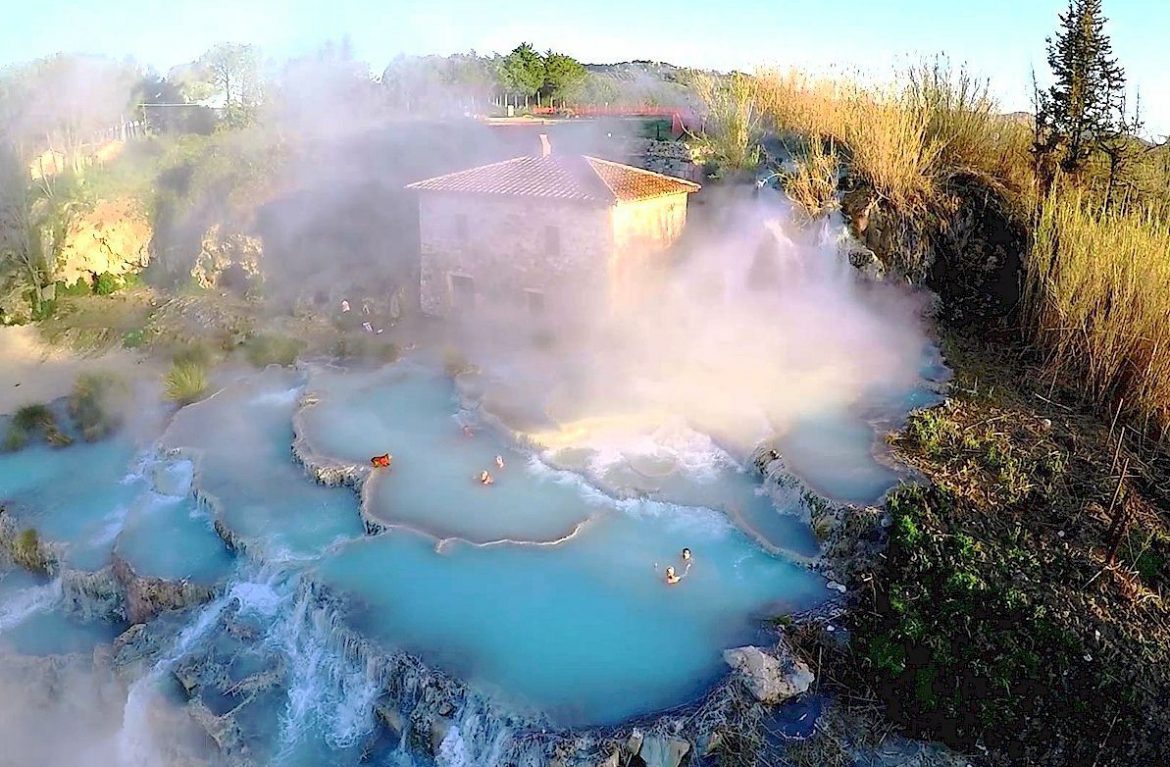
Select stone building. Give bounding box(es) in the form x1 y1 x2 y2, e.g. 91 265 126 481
406 135 699 319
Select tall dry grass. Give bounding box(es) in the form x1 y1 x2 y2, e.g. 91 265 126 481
689 72 762 173
783 138 840 217
1026 183 1170 433
755 62 1034 215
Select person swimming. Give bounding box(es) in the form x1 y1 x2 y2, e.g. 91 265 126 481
370 453 392 468
681 547 692 562
495 455 505 470
665 566 680 585
462 424 475 438
479 470 494 486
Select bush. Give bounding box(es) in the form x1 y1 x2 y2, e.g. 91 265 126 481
691 72 762 174
13 528 48 573
58 277 93 297
243 333 305 368
122 327 147 348
8 403 72 448
93 272 122 296
164 360 209 405
68 372 124 441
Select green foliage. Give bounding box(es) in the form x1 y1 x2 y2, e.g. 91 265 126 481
68 372 124 441
243 333 305 368
500 43 545 97
2 424 28 452
1037 0 1127 174
58 277 93 297
164 360 209 405
93 272 121 296
122 327 147 348
8 403 71 448
541 52 586 102
691 72 762 173
857 480 1137 754
13 527 48 573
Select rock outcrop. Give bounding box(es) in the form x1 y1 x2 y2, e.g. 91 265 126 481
639 735 692 767
111 554 216 624
723 643 814 704
52 197 152 285
192 225 264 291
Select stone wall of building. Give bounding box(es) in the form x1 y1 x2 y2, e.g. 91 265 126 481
609 193 689 309
418 193 612 317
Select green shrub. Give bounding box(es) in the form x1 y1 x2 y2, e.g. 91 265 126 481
2 424 28 452
8 404 72 448
13 527 48 573
243 333 305 368
68 372 124 441
122 327 147 348
58 277 93 297
165 360 209 405
93 272 121 296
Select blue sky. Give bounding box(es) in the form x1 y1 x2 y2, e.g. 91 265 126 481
3 0 1167 134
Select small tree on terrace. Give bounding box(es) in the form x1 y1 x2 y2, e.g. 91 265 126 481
1036 0 1126 179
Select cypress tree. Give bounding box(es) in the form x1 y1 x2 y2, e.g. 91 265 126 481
1037 0 1127 174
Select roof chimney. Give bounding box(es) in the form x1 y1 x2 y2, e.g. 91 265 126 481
538 133 551 158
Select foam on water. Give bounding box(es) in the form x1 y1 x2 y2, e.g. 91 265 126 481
0 572 60 634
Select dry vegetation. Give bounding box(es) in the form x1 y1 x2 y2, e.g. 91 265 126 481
1026 183 1170 438
754 62 1034 217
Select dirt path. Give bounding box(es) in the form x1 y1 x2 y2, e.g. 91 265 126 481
0 326 144 414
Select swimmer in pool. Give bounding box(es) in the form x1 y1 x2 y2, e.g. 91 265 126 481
495 454 505 470
462 424 474 438
681 547 692 562
480 470 494 486
665 566 680 585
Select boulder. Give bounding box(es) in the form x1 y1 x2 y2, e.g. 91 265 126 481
640 735 691 767
625 727 644 756
723 643 814 704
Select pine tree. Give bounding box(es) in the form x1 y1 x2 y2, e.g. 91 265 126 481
1037 0 1126 175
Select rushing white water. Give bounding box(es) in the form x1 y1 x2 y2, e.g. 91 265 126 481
0 575 61 634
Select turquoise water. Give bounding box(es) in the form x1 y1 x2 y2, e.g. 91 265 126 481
300 363 827 725
300 367 606 543
319 505 823 726
0 438 141 570
161 370 364 559
116 488 234 584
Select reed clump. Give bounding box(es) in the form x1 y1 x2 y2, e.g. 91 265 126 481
1025 183 1170 435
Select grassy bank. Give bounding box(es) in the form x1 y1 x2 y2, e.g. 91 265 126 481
801 335 1170 766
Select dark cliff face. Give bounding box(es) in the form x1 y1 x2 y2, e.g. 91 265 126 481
841 175 1027 325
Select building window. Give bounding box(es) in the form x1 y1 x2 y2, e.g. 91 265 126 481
449 273 475 311
545 225 560 257
455 214 468 244
525 289 545 315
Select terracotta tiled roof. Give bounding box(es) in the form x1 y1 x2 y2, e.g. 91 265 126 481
405 155 699 203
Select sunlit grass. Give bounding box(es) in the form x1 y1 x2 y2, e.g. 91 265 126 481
1026 183 1170 433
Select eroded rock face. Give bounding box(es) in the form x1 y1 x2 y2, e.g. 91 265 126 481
723 643 814 704
192 224 264 290
112 554 216 624
52 197 152 285
640 735 692 767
